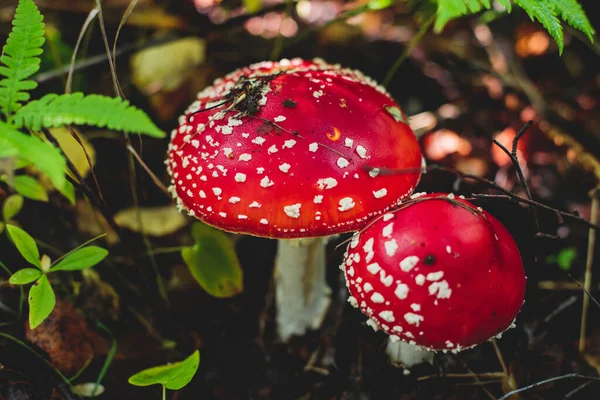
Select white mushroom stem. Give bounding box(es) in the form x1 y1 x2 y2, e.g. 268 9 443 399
275 237 332 341
385 339 434 367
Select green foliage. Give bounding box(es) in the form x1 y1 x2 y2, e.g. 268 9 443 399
13 93 166 138
6 223 108 328
12 175 48 202
0 0 45 117
128 350 200 390
550 0 595 42
433 0 595 54
514 0 563 53
28 274 55 329
6 224 41 268
50 246 108 272
181 223 243 298
2 194 23 222
0 121 67 192
546 247 578 271
0 0 164 207
9 267 41 284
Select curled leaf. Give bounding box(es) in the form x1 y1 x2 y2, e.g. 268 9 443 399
181 223 243 298
128 350 200 390
2 194 24 221
114 206 187 237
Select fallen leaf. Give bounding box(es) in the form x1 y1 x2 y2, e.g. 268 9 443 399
71 382 105 397
25 297 107 374
114 205 188 237
49 127 96 178
130 37 206 94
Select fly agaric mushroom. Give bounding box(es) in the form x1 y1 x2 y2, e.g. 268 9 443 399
342 193 526 366
166 58 422 340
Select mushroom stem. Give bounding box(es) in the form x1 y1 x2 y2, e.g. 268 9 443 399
275 237 332 341
385 340 434 367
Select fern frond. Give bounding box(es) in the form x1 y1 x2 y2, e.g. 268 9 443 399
434 0 490 32
0 0 45 117
0 121 66 191
12 93 166 138
514 0 563 54
546 0 595 42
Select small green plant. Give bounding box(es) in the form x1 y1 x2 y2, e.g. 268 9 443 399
0 0 165 203
6 224 108 329
429 0 595 54
128 350 200 400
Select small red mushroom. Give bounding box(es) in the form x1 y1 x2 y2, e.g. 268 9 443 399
166 58 423 340
342 193 526 361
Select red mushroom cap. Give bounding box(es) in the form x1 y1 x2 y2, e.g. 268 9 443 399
167 58 422 239
342 193 526 351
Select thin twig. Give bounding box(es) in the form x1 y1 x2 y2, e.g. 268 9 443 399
66 125 105 203
126 144 170 195
492 120 539 230
563 380 596 399
418 372 505 381
497 374 600 400
370 164 600 231
43 128 122 238
491 339 508 376
579 188 599 352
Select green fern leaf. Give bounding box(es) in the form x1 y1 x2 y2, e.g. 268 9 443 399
546 0 595 42
0 121 66 191
434 0 491 32
12 93 166 138
514 0 564 54
0 0 45 117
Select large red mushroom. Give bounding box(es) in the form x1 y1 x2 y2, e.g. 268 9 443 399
342 193 526 366
167 58 423 340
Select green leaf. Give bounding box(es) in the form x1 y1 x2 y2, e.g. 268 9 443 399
514 0 564 54
12 175 49 202
51 246 108 272
0 121 67 192
546 247 578 271
6 224 40 268
0 138 19 158
128 350 200 390
546 0 595 42
243 0 262 14
12 93 166 138
385 105 409 124
181 223 243 298
28 274 55 329
0 0 46 116
3 194 24 221
435 0 489 32
56 179 75 204
367 0 395 11
9 268 42 285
